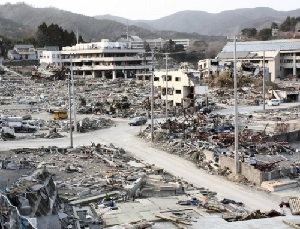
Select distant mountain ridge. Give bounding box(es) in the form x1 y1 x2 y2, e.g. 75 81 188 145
0 2 217 42
95 7 300 36
1 3 299 46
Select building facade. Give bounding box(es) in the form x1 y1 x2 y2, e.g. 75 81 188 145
7 45 36 60
153 69 207 108
40 39 152 79
116 36 190 51
214 39 300 81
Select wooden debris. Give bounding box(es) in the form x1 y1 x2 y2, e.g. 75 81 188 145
282 220 300 229
155 213 191 229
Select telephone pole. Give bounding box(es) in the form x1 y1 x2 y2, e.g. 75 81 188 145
165 53 169 120
151 51 155 142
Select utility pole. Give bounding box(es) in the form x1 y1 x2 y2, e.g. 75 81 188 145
263 51 266 111
233 36 239 174
151 51 154 142
165 53 169 120
68 75 73 148
71 55 77 132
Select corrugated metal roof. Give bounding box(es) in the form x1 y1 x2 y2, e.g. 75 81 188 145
217 51 258 59
222 39 300 52
130 35 143 41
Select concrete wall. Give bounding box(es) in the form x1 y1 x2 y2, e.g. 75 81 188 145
219 155 235 170
219 155 294 184
264 130 300 143
240 163 262 185
219 155 262 184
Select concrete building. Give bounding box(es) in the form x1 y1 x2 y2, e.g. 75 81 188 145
40 39 152 79
153 69 207 108
36 46 59 60
216 39 300 81
199 39 300 81
40 50 62 67
116 35 190 51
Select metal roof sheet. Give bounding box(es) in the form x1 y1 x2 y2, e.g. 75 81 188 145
222 39 300 52
217 51 258 59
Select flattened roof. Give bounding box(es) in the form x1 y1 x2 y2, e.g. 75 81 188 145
222 39 300 52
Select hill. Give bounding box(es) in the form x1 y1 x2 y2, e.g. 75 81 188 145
95 7 300 36
0 3 218 41
0 16 33 39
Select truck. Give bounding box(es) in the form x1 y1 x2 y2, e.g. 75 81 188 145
128 116 147 126
3 117 37 133
52 110 68 120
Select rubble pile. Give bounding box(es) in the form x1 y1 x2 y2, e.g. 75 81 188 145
3 142 284 229
78 117 115 132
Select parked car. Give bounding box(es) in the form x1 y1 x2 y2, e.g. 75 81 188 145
267 99 280 106
128 116 147 126
199 107 212 114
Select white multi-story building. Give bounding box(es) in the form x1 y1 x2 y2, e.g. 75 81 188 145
116 36 190 51
40 51 62 67
206 39 300 82
39 39 152 79
153 69 207 108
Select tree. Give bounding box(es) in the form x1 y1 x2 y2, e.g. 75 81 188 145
257 28 272 41
36 22 77 49
241 28 257 37
271 22 278 29
162 39 176 53
279 16 300 32
143 41 151 52
78 35 85 43
36 22 48 47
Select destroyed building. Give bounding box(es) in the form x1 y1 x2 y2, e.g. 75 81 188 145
199 39 300 81
39 39 152 80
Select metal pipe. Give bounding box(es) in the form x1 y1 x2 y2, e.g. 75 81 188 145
263 51 266 111
234 36 239 174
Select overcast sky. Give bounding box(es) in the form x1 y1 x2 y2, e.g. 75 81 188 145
5 0 300 20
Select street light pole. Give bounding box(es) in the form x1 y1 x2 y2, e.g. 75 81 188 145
151 51 154 142
263 51 266 111
233 36 239 174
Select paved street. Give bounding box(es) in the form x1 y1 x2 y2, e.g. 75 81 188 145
213 102 300 115
1 117 282 212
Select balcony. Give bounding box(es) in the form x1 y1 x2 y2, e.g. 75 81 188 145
72 65 152 71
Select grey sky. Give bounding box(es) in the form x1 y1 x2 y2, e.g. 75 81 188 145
4 0 300 20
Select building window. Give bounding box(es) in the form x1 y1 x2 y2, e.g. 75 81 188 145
175 77 181 82
154 77 159 81
163 75 172 81
176 90 181 94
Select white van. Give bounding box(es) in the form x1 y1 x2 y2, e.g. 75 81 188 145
268 99 280 106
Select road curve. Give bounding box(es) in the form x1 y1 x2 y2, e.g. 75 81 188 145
0 119 280 211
